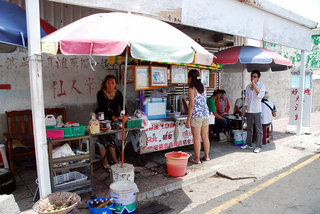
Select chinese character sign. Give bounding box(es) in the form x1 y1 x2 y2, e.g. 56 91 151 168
141 120 193 154
288 88 312 127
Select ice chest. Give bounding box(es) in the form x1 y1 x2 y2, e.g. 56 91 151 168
143 97 167 119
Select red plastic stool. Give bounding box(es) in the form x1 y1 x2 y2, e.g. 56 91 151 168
262 124 270 145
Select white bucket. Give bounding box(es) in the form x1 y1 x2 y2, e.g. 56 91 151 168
232 130 246 146
110 180 139 214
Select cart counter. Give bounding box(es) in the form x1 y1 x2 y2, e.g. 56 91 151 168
139 116 193 154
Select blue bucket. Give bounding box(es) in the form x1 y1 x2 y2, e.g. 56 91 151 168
88 197 114 214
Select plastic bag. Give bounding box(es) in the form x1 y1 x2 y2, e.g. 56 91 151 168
52 143 75 167
52 143 75 159
209 112 215 125
134 109 151 129
88 112 100 134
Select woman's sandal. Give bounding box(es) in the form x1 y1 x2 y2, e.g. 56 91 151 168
103 163 111 169
201 157 211 161
188 158 201 164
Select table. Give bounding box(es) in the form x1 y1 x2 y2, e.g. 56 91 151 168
225 115 245 130
91 127 143 160
47 135 94 197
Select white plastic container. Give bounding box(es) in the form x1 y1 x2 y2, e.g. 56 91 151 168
45 114 56 126
110 180 138 214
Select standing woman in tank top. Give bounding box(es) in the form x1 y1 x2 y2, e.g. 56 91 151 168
186 69 211 164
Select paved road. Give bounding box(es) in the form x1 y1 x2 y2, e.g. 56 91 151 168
192 154 320 214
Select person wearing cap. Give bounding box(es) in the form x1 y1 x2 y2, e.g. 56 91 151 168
241 70 266 153
261 91 276 125
261 91 276 142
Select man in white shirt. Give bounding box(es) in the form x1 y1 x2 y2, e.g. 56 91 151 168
241 70 266 153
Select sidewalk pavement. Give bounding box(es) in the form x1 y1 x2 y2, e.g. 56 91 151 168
15 112 320 213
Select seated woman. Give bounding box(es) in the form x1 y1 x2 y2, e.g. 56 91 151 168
215 89 230 116
96 75 123 169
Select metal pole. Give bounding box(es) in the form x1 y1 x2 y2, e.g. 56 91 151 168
26 0 51 197
297 50 306 135
242 64 246 94
121 46 129 166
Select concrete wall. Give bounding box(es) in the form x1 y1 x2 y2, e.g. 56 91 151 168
0 49 138 144
312 78 320 112
219 67 291 119
263 31 320 114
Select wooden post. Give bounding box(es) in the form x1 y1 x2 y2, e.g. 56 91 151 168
26 0 51 197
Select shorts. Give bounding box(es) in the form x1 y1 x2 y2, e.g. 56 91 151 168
97 134 117 148
190 117 210 127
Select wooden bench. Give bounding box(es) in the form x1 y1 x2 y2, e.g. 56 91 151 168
2 108 66 175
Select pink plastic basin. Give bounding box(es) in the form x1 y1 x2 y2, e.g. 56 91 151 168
165 152 190 177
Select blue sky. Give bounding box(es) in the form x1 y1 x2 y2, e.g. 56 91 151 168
268 0 320 24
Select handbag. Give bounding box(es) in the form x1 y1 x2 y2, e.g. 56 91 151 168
209 112 215 125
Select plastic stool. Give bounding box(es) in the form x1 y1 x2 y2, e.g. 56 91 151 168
80 138 97 160
262 124 270 145
0 144 9 169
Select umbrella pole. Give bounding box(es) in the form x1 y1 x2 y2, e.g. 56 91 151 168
121 46 129 167
241 65 246 130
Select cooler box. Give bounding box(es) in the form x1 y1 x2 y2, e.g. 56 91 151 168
143 97 167 119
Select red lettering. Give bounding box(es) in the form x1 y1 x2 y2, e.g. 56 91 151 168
164 143 168 149
70 80 83 94
159 144 163 150
295 114 298 120
6 57 18 69
47 57 53 67
57 80 67 97
169 142 173 148
295 96 299 102
85 77 96 95
81 58 89 69
70 58 78 67
19 57 29 67
153 136 157 142
163 134 167 140
291 89 298 95
304 89 311 95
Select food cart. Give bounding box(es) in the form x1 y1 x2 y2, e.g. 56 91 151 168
104 60 221 154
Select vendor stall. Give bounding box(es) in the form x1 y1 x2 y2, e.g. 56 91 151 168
41 12 221 160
